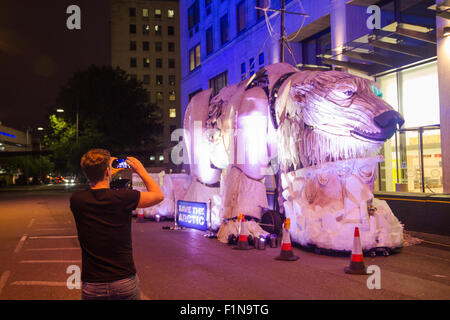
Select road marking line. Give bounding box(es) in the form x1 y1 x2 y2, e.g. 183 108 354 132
11 281 68 287
14 235 28 254
20 260 81 264
28 235 78 239
25 247 80 251
0 271 11 296
422 240 450 248
27 218 35 229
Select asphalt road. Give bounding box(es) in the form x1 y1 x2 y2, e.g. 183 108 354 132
0 187 449 300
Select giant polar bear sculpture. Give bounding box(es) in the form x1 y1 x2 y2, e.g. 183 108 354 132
182 63 405 253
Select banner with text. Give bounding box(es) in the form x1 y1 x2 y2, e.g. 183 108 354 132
177 200 208 231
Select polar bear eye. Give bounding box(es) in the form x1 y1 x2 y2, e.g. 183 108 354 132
345 90 355 97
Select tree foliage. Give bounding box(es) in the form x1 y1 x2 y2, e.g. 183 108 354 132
42 65 163 176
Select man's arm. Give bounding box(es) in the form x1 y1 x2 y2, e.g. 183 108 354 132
126 157 164 208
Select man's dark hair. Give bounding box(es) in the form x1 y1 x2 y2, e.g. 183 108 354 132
80 149 111 183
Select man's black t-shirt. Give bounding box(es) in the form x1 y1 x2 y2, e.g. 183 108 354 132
70 188 140 283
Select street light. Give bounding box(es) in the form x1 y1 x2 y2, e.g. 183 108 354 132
55 107 78 142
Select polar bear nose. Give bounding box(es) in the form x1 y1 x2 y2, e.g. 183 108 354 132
374 110 404 129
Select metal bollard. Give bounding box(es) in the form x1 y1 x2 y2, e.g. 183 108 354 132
258 236 266 250
270 234 278 248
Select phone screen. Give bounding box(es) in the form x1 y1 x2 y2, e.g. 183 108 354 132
112 158 130 169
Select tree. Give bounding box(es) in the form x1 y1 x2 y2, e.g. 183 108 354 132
43 65 163 176
56 65 163 152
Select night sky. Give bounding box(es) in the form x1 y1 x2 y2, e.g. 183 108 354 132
0 0 111 131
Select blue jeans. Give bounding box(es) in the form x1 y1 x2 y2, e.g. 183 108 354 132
81 274 141 300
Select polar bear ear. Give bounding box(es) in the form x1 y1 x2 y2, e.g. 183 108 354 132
275 80 292 124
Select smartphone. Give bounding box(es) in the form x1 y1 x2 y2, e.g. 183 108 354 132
112 158 131 169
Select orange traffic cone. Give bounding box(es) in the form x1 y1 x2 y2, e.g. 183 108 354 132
136 209 145 223
344 227 367 275
275 218 299 261
233 213 251 250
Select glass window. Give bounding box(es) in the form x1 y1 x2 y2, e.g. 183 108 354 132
159 155 164 161
169 75 176 86
169 90 176 101
169 108 177 118
143 41 149 51
156 59 162 68
209 71 228 96
188 1 200 30
129 8 136 17
156 91 163 102
143 24 150 35
155 42 162 52
169 59 175 69
259 52 264 65
168 9 175 19
156 75 163 85
168 42 175 52
189 44 201 71
155 9 162 18
143 58 150 68
241 62 245 74
129 24 136 34
130 41 136 51
129 74 137 81
155 25 161 36
143 75 150 84
236 1 246 33
376 61 442 194
220 14 229 45
142 8 149 17
130 57 137 68
256 0 268 20
168 26 175 36
206 27 213 55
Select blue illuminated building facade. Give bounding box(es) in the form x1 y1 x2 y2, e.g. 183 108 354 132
179 0 450 194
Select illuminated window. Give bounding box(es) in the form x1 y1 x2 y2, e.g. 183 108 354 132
168 9 175 19
169 108 176 118
155 9 162 18
143 58 150 68
156 91 163 101
209 71 228 97
189 44 200 71
159 155 164 161
155 25 161 36
150 155 155 161
169 91 176 101
143 24 150 34
142 8 149 17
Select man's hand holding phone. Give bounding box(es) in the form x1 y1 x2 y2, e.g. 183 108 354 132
125 157 164 208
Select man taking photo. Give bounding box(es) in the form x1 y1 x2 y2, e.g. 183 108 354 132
70 148 164 300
